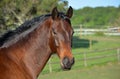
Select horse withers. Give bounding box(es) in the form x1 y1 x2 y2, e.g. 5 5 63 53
0 6 74 79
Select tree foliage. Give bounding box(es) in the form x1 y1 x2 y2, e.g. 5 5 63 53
71 6 120 28
0 0 68 33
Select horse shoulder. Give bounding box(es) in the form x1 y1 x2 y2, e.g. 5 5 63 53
0 49 32 79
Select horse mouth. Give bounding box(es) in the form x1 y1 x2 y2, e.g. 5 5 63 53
61 65 71 70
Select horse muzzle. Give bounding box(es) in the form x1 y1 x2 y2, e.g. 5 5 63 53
61 57 75 70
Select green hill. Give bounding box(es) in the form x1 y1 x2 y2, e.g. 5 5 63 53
71 6 120 28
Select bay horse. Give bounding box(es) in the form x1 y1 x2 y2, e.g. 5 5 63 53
0 6 74 79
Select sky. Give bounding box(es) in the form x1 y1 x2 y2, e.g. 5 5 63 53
68 0 120 9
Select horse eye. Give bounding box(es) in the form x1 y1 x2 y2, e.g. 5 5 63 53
53 30 57 35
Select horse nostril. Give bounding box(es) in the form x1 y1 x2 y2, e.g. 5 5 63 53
62 57 71 69
62 57 75 70
62 57 69 65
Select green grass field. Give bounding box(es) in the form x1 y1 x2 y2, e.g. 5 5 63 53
40 35 120 75
39 62 120 79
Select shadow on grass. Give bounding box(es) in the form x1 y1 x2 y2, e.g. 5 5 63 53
72 36 98 48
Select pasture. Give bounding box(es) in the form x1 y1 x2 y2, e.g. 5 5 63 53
39 62 120 79
40 35 120 74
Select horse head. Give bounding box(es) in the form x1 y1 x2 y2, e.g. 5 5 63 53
49 6 75 70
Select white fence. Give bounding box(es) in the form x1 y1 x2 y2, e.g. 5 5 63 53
74 27 120 36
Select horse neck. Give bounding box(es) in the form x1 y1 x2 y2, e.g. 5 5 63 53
6 19 52 79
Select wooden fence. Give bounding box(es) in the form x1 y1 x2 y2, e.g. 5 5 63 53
45 47 120 73
73 26 120 36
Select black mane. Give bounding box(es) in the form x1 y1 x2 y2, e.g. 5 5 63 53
0 12 68 48
0 14 51 47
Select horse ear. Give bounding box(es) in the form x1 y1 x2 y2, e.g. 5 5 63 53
51 7 58 20
66 6 73 18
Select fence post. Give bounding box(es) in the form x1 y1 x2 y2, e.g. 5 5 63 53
89 38 92 50
79 24 82 38
117 48 120 62
83 52 87 67
48 58 52 73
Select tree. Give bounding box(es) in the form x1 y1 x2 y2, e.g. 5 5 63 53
113 13 120 27
71 6 120 28
0 0 68 33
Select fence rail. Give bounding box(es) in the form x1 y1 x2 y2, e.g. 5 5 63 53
44 47 120 73
74 27 120 36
